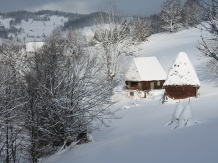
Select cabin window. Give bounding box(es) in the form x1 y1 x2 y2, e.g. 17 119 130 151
128 82 131 87
157 81 160 86
130 92 134 96
138 82 141 88
150 82 154 90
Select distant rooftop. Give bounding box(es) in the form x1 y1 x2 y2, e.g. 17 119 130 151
26 41 44 53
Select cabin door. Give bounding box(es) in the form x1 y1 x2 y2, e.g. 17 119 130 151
150 82 154 90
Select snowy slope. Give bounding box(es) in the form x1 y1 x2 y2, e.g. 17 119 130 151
0 15 68 44
42 26 218 163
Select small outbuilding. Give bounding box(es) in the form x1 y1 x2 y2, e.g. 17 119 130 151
26 41 44 56
163 52 200 99
125 56 167 98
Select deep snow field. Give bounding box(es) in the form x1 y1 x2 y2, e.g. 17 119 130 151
40 26 218 163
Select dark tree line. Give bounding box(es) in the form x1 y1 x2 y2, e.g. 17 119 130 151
63 12 103 30
0 10 83 23
0 25 22 39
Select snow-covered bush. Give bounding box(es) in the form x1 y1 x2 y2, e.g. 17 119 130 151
87 133 94 142
131 17 152 42
93 2 134 94
167 103 184 126
178 104 195 128
167 103 197 129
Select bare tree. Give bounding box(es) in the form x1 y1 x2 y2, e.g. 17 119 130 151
131 16 152 42
149 14 162 34
196 0 218 80
160 0 183 32
93 2 133 94
0 41 26 163
23 28 116 162
182 0 202 27
65 28 87 58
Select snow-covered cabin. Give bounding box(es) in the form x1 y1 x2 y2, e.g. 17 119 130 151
163 52 200 99
125 57 167 98
26 41 44 56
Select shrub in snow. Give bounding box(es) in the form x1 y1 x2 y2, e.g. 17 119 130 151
77 130 94 144
178 104 195 128
167 103 184 126
87 133 94 142
65 136 73 147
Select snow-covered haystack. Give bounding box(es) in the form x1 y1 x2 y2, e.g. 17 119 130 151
164 52 200 86
178 104 195 128
167 103 184 126
163 52 200 99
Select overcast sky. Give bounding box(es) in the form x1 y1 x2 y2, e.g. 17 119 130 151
0 0 186 16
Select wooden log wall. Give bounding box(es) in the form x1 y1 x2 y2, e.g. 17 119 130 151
164 86 198 99
126 80 165 90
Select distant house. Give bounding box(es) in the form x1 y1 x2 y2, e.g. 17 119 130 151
125 57 167 98
26 41 44 56
163 52 200 100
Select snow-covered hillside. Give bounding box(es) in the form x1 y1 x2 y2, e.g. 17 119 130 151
40 26 218 163
0 15 68 44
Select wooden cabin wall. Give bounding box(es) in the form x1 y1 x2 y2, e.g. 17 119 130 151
125 81 139 90
141 81 149 90
141 80 165 90
126 80 165 90
165 86 198 99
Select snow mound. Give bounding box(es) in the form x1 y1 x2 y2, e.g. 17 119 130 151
178 104 195 128
167 103 184 126
87 133 94 142
163 52 200 86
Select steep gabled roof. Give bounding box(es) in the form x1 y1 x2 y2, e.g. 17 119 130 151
163 52 200 87
26 41 44 53
125 57 167 81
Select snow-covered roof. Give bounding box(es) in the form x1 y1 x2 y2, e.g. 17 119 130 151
26 41 44 53
125 57 167 81
163 52 200 87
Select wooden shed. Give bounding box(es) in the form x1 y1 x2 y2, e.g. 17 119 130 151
125 57 167 98
163 52 200 100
